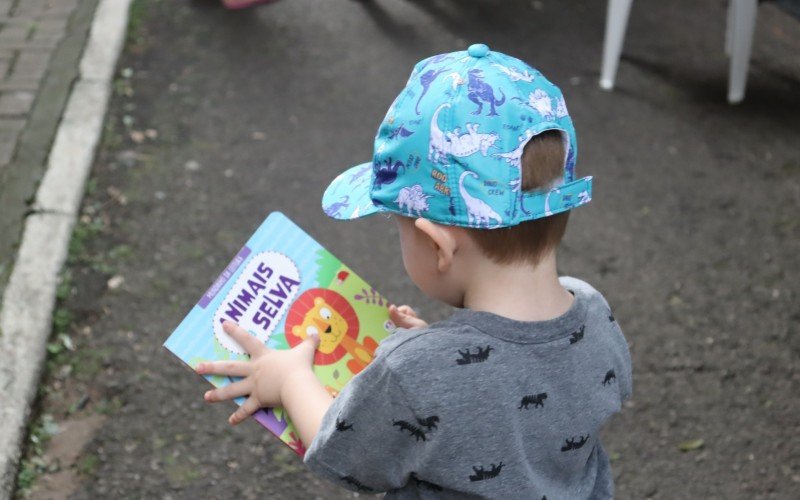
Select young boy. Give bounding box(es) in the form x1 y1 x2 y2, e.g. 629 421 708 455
197 44 632 498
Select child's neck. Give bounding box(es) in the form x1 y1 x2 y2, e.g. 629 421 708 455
461 252 573 322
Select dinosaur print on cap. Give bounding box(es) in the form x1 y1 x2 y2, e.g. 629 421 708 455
321 44 592 228
459 171 502 228
395 184 432 217
428 104 500 165
467 69 506 116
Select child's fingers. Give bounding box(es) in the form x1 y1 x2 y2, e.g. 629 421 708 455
204 378 252 402
196 360 251 377
229 396 260 425
397 305 418 318
294 330 320 363
389 304 408 320
388 305 404 325
389 304 427 329
223 321 268 356
389 307 409 327
390 304 419 319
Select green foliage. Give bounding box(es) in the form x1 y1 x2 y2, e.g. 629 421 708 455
66 214 128 275
85 178 98 196
108 244 134 261
51 309 73 336
77 454 100 476
15 459 38 492
95 397 122 416
46 309 76 373
100 115 122 151
14 415 60 494
55 269 73 301
126 0 149 46
314 248 340 288
28 415 59 457
164 456 200 487
67 216 104 265
69 347 111 377
46 333 74 356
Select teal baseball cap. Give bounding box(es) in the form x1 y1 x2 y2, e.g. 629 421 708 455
322 43 592 227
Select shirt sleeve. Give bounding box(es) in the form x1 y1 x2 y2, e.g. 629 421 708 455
303 353 424 493
610 319 633 402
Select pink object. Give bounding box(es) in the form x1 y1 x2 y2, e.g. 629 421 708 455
222 0 281 10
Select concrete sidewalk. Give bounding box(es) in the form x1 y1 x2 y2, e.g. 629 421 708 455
0 0 131 497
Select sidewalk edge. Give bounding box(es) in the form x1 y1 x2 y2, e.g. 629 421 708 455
0 0 134 497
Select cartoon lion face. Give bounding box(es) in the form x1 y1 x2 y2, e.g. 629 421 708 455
291 296 348 354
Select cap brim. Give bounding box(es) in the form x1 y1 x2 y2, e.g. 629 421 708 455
321 162 385 220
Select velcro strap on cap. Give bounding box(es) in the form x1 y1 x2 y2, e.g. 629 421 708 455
518 176 593 220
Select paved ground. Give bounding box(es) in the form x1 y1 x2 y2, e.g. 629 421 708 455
11 0 799 498
0 0 98 294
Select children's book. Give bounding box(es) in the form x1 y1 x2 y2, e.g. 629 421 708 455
164 212 393 456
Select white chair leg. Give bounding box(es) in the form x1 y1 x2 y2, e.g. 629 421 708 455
728 0 757 103
725 0 734 56
599 0 633 90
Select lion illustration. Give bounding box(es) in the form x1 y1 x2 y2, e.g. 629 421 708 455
285 288 377 374
293 296 349 355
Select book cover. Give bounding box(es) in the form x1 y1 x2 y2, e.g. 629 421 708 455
164 212 394 456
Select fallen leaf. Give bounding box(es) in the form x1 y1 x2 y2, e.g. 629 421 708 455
107 186 128 205
107 275 125 290
129 130 145 143
678 439 705 452
184 160 201 171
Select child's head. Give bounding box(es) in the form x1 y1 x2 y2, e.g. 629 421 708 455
321 44 591 293
392 130 570 305
466 129 570 267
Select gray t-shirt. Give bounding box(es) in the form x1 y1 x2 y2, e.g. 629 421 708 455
304 277 632 499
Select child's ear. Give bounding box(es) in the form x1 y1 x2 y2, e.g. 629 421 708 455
414 218 457 273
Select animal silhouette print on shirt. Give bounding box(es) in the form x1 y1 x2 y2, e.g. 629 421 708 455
456 345 494 365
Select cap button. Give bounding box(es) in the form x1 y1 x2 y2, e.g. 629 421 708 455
467 43 490 58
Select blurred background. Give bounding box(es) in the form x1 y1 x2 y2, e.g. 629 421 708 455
0 0 798 498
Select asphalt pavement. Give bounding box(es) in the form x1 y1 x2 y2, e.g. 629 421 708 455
14 0 800 498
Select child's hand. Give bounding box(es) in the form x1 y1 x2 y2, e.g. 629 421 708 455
389 304 429 329
196 320 320 425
